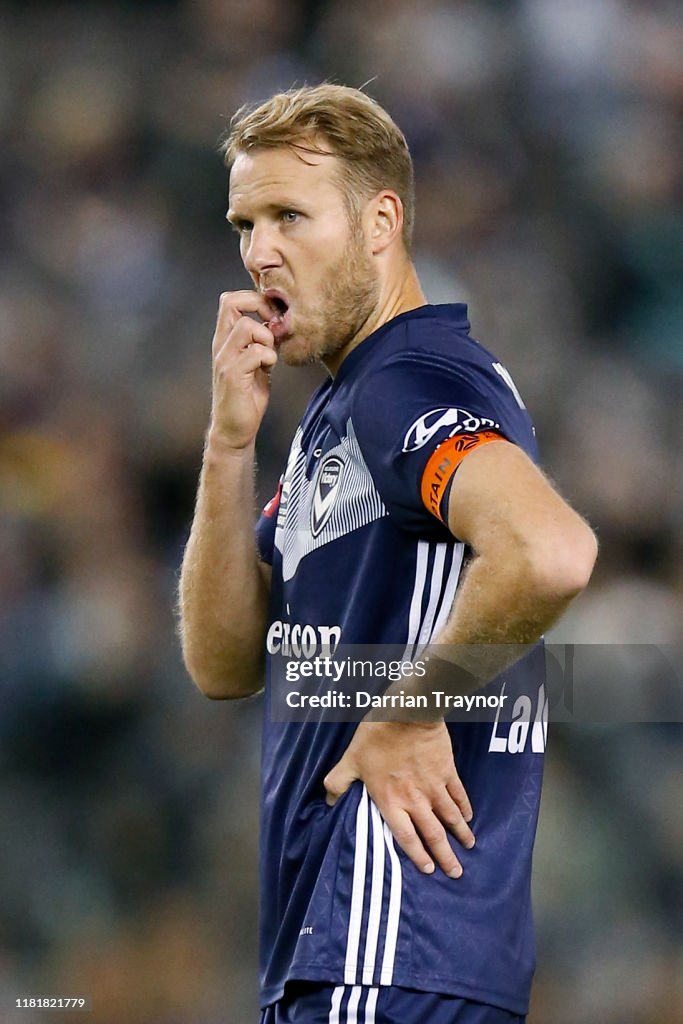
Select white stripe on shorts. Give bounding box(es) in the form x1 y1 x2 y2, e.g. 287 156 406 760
346 986 362 1024
364 986 379 1024
344 787 369 983
328 985 381 1024
362 801 386 984
328 985 344 1024
379 823 402 985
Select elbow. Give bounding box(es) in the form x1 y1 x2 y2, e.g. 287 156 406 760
181 645 262 702
181 648 225 700
177 606 264 700
527 519 598 600
187 663 262 701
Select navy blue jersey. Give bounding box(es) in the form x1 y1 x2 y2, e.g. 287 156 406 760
254 305 546 1016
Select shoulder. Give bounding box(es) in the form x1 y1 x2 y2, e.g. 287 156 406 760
345 305 537 469
353 308 527 426
356 304 511 398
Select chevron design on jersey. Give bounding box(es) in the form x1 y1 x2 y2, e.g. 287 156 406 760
274 419 388 582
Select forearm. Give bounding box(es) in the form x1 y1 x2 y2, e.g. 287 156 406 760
428 442 598 689
179 431 269 699
374 537 595 720
428 545 581 680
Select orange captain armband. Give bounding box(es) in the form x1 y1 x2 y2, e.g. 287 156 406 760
420 430 504 524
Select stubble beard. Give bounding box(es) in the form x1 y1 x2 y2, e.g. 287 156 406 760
279 228 380 367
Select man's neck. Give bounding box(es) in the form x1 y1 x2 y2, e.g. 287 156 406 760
323 261 427 376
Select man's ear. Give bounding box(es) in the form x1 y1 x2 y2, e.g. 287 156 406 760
367 191 404 254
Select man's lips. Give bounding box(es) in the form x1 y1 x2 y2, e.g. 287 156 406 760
263 288 292 341
268 311 291 341
262 287 290 314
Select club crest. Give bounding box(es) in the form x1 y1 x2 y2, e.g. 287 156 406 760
311 454 345 537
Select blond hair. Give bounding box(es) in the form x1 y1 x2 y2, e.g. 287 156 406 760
222 84 414 249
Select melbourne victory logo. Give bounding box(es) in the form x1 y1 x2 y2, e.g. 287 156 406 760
311 454 345 537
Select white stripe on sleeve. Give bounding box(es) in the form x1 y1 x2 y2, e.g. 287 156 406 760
416 541 447 652
430 542 465 641
402 540 430 660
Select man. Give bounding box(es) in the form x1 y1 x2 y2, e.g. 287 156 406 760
179 84 597 1024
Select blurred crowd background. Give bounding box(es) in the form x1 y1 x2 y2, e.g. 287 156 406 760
0 0 681 1021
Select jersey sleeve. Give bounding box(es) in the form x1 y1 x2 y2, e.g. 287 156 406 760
255 479 281 565
350 352 530 536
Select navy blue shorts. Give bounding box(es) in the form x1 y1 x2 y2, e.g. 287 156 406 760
260 983 526 1024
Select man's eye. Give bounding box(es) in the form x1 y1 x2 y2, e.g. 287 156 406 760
231 221 252 234
281 210 299 224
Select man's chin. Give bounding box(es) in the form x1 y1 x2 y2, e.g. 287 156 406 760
277 335 318 367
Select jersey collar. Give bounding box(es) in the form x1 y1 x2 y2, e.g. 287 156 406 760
332 303 470 387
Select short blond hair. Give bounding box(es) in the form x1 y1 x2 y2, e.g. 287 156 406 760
222 83 415 249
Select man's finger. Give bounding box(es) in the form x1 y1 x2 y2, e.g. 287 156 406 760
215 318 276 362
446 772 473 824
433 791 475 851
323 761 357 807
382 807 436 876
232 343 278 375
216 290 274 333
411 804 464 879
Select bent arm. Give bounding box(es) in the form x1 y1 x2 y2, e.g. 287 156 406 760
178 288 279 700
325 409 597 880
432 439 597 675
179 433 270 699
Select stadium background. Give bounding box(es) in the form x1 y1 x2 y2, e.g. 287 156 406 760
0 0 681 1021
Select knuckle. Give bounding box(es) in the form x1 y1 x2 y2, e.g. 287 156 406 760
451 820 474 843
212 338 228 359
230 313 247 332
423 827 446 846
393 827 416 845
405 786 427 807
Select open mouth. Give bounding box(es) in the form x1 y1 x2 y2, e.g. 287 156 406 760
264 289 292 340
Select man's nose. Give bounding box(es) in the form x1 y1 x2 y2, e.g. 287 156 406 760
244 224 283 275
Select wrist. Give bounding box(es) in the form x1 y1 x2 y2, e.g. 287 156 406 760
361 656 480 726
363 703 445 727
360 712 446 729
205 426 256 459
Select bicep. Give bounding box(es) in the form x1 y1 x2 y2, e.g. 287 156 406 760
258 560 272 591
447 440 589 563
